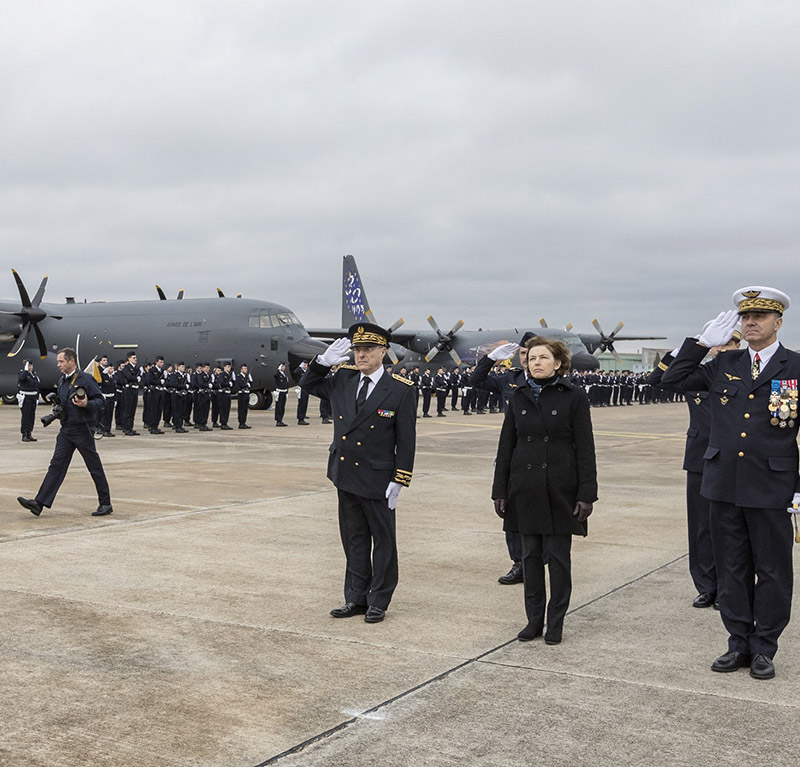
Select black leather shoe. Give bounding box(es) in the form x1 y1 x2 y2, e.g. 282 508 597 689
18 497 42 516
364 606 386 623
220 425 233 430
422 413 432 418
298 420 310 425
199 426 212 431
174 428 188 433
517 624 543 642
750 654 775 680
22 434 33 442
238 424 252 429
149 429 165 435
713 601 720 611
711 650 751 673
104 431 115 437
498 563 523 585
330 602 367 618
276 422 288 427
437 413 446 417
92 504 114 517
321 418 332 424
693 592 717 608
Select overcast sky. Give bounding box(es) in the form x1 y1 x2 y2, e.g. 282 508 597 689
3 1 800 351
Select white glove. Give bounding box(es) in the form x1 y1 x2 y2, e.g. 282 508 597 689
787 493 800 514
697 310 739 348
318 337 351 367
488 342 520 362
385 481 402 510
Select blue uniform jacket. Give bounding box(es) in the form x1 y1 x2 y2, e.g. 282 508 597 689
662 338 800 508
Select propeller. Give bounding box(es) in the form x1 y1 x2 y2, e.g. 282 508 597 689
540 318 573 332
362 309 404 364
539 318 548 328
1 270 63 358
592 319 625 364
424 315 464 365
217 288 243 298
156 286 184 300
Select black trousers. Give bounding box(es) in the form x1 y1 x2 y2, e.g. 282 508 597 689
171 393 185 429
319 396 332 420
337 488 398 610
450 387 459 409
218 393 231 426
520 533 572 633
709 501 793 658
101 395 115 433
20 395 37 434
296 389 309 421
436 390 447 414
274 391 287 423
686 471 716 595
421 390 432 415
195 393 209 426
505 530 522 563
36 426 111 509
237 393 249 425
122 388 138 431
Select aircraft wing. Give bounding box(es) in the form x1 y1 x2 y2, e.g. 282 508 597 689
607 335 667 341
306 327 347 340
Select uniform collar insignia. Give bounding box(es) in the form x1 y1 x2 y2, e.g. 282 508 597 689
724 373 742 381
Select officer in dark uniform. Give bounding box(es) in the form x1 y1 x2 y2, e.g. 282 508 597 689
434 367 449 416
96 355 116 437
17 347 112 517
470 337 530 584
408 366 421 416
662 287 800 680
301 323 416 623
217 361 234 430
146 356 166 434
119 351 140 435
235 363 253 429
274 363 289 426
167 362 190 433
420 368 433 417
648 329 742 608
18 361 40 442
294 360 310 425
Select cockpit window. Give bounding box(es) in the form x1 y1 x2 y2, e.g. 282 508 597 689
249 310 303 328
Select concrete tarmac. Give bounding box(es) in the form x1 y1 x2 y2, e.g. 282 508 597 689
1 399 798 766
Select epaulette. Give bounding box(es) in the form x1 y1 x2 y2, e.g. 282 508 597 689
657 361 668 371
336 364 359 371
393 373 414 386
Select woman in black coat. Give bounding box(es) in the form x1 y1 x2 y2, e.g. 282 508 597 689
492 337 598 644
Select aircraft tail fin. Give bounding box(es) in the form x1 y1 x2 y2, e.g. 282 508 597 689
342 255 372 327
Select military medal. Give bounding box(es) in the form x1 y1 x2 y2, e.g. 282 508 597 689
770 380 798 427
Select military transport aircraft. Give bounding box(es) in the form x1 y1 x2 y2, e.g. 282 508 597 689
0 269 326 408
309 255 664 371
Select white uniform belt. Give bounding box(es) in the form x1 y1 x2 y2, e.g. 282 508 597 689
19 390 38 396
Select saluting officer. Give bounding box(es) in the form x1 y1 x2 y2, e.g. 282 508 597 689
649 328 742 609
18 360 40 442
301 323 416 623
662 287 800 680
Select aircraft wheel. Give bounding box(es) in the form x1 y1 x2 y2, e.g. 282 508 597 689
249 390 272 410
1 394 17 405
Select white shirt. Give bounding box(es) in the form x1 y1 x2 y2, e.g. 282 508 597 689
749 339 780 371
356 367 385 404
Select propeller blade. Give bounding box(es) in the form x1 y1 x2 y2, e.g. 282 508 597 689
11 269 32 308
448 348 462 365
564 323 573 332
32 322 48 358
236 293 242 298
177 290 184 300
365 309 377 324
388 317 405 333
217 288 225 298
31 276 48 307
425 346 440 363
386 347 399 364
591 318 604 336
609 321 624 339
447 319 464 337
612 349 622 365
539 318 548 328
49 314 63 320
156 285 167 301
427 315 442 334
7 322 31 357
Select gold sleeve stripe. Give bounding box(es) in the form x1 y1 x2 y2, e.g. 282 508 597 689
657 362 668 371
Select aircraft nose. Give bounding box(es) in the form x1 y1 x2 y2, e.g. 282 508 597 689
288 337 330 362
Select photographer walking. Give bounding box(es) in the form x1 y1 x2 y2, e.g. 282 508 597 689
17 348 113 517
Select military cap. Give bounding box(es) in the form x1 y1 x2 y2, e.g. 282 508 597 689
733 286 790 315
519 331 536 345
348 322 391 347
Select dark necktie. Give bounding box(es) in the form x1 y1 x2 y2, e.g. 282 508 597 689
356 377 370 412
752 353 761 380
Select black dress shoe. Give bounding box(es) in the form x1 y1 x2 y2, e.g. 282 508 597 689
437 413 446 417
298 420 310 425
330 602 367 618
693 592 717 608
750 654 775 680
364 606 386 623
544 631 562 645
321 419 332 424
22 434 33 442
174 428 188 433
517 624 543 642
711 650 751 673
238 424 252 429
92 504 114 517
149 429 165 435
220 425 233 430
18 497 43 516
422 413 432 418
276 422 288 427
498 563 523 585
104 431 115 437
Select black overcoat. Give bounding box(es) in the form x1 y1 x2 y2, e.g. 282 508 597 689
492 378 597 536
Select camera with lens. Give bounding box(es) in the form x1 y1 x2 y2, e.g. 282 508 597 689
41 403 65 428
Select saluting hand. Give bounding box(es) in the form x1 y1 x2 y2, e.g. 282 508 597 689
488 343 520 362
573 501 593 522
697 310 739 348
318 337 352 367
